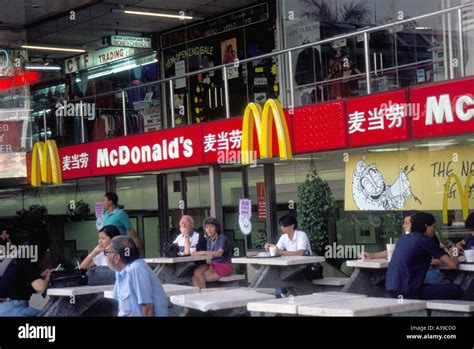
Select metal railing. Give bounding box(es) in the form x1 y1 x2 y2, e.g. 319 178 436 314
33 2 473 145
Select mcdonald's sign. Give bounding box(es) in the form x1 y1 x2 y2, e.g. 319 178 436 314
31 140 63 187
442 173 473 224
241 99 293 165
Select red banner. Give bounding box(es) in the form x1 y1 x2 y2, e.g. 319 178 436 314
257 182 266 219
410 77 474 139
292 101 347 153
202 117 243 165
59 143 92 180
90 125 203 176
347 90 410 147
0 121 19 153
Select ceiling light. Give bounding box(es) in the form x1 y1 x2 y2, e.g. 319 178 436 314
21 45 85 53
112 8 193 20
25 64 61 71
368 147 410 153
414 141 457 148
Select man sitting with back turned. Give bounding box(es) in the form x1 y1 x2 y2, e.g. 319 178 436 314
106 236 168 316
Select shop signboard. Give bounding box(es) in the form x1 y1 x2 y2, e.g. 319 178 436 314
202 117 243 165
293 101 347 153
0 121 19 153
257 182 266 219
109 35 152 49
90 124 203 176
410 77 474 139
347 90 410 147
59 143 92 180
344 146 474 224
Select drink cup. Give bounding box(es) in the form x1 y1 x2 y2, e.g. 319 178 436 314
386 243 396 261
269 246 277 257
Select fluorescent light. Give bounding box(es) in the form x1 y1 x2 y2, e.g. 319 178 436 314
88 70 112 80
369 147 410 153
21 45 85 53
120 9 192 20
25 65 61 71
112 63 137 73
415 141 457 148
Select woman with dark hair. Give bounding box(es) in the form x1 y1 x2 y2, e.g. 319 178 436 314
80 225 121 269
192 217 232 288
0 228 52 316
385 212 462 300
455 212 474 251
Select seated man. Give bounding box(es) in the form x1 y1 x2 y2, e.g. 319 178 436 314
264 213 312 256
386 212 462 300
106 236 168 316
173 215 201 256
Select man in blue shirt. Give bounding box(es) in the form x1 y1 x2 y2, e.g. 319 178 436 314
103 192 142 250
386 212 461 300
106 236 168 317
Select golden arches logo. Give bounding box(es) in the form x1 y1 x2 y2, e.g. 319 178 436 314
241 99 292 165
442 173 473 224
31 140 63 187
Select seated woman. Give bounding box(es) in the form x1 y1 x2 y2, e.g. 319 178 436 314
192 217 232 288
80 225 120 269
0 227 52 316
385 212 462 300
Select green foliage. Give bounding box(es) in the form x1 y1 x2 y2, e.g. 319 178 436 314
16 205 48 220
67 200 91 222
297 169 338 255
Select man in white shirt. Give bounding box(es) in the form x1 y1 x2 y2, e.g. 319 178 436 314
264 213 312 256
173 215 200 256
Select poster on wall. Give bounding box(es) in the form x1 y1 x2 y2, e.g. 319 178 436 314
175 60 186 89
344 147 474 224
221 38 239 79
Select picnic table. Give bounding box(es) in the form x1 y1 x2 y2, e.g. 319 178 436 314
343 258 389 297
169 288 274 316
247 291 367 315
39 285 116 317
144 256 210 285
297 296 426 317
232 256 325 295
104 283 200 300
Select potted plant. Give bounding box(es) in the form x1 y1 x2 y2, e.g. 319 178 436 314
297 168 338 256
17 204 48 221
66 200 91 222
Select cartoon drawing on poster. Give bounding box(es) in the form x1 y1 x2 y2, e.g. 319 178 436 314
351 157 420 211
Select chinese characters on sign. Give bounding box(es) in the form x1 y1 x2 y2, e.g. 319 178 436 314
203 129 242 152
62 153 89 171
347 90 410 147
257 182 266 219
348 103 406 134
239 199 252 218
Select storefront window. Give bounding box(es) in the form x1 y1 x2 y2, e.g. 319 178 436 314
161 1 278 126
281 0 472 107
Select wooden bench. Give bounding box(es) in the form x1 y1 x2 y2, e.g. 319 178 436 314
170 288 274 316
427 300 474 317
208 274 246 288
